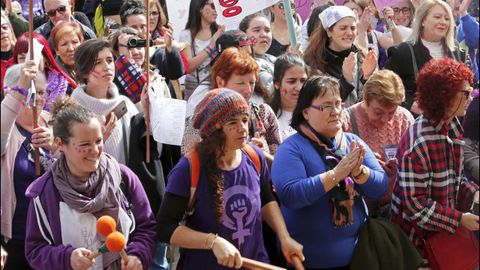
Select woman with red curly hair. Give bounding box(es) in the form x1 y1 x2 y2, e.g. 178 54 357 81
391 57 479 268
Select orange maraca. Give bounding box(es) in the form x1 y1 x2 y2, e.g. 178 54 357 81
106 231 129 263
96 215 116 237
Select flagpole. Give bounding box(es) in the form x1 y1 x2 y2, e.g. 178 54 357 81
145 0 151 163
28 0 41 176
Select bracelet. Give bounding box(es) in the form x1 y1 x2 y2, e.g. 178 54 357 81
328 170 338 186
204 45 216 58
352 166 366 179
205 233 218 250
3 86 27 97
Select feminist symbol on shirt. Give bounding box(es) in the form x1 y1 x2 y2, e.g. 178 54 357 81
222 185 258 247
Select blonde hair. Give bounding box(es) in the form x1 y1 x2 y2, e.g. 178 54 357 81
1 10 16 47
363 69 405 106
408 0 455 51
150 0 167 32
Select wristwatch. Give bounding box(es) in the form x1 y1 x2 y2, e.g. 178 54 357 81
352 166 367 179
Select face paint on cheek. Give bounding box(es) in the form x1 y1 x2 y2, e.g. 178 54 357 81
90 70 101 78
225 126 237 132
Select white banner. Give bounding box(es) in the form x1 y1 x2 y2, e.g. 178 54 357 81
165 0 190 40
214 0 280 27
166 0 280 38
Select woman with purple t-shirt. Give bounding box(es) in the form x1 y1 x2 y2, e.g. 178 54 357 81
157 89 304 269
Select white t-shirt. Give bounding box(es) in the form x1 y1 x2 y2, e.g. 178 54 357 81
277 110 296 140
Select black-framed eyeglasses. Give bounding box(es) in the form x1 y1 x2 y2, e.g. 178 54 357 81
46 5 67 17
393 7 410 15
310 102 343 113
278 2 296 10
150 11 159 17
459 86 473 98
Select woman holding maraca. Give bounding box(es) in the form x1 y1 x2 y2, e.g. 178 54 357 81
24 96 156 270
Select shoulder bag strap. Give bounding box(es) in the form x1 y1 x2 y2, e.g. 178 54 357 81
347 107 359 136
408 43 419 79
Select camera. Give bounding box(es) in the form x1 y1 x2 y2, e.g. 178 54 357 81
127 37 153 48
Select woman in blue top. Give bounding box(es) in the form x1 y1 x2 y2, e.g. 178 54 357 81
271 75 387 269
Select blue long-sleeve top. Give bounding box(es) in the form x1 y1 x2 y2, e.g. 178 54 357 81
457 14 479 82
271 132 387 268
458 14 479 49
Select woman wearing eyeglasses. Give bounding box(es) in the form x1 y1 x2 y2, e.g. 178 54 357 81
1 63 53 270
148 0 168 43
391 57 479 269
271 75 387 269
267 0 301 57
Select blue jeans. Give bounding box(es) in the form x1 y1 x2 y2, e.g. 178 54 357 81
150 242 170 270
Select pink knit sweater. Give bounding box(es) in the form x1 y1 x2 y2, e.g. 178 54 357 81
341 102 414 215
341 102 414 156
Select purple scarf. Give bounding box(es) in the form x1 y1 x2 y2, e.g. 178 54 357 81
52 153 123 269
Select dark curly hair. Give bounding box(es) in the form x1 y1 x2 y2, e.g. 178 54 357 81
195 129 226 223
416 58 473 122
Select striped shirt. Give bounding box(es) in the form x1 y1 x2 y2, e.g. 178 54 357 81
391 115 478 261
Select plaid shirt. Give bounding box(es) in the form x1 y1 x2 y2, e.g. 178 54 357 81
115 55 147 103
391 115 478 258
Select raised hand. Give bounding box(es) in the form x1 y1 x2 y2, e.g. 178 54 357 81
163 23 174 52
361 50 377 80
342 52 356 84
31 126 55 152
102 113 117 142
209 25 226 48
18 62 38 90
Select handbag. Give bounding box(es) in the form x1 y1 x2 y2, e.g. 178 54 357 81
350 197 422 270
422 224 479 270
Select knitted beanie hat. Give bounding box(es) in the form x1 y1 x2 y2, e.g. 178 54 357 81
192 88 250 139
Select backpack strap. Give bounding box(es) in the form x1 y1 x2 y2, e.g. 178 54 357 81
186 150 200 211
241 144 261 175
185 145 261 212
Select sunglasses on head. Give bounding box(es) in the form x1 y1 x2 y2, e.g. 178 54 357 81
47 5 67 17
278 2 296 10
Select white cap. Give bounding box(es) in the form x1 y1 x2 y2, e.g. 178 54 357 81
319 6 357 29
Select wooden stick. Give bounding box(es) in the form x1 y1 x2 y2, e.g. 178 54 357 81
241 258 286 270
28 0 41 176
120 249 129 263
171 79 183 100
71 0 75 15
144 0 151 163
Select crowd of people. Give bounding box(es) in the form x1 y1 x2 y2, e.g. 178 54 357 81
0 0 479 269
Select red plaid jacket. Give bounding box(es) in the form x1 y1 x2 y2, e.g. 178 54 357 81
115 55 147 103
391 116 478 257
